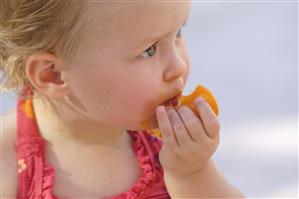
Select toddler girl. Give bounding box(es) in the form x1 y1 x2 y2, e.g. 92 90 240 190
1 0 245 198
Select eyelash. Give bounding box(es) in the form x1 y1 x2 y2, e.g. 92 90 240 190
140 27 184 59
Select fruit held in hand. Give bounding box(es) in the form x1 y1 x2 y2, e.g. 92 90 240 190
150 85 219 138
179 85 218 116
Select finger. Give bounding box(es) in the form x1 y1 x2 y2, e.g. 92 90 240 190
194 97 221 139
156 106 179 147
176 105 207 143
167 107 192 147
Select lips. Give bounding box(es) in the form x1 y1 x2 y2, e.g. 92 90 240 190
162 93 182 108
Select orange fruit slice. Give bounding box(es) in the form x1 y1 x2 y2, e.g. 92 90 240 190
150 84 219 138
179 85 219 116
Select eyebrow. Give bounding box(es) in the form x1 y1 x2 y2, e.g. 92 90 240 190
130 17 189 52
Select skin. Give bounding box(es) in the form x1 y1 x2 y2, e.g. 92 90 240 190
27 1 191 149
24 1 244 197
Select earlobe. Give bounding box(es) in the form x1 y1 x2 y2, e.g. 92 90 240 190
25 52 70 99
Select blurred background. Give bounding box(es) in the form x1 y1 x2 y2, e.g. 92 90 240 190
1 0 298 198
183 1 298 198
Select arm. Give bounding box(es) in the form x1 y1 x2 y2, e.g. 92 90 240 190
164 159 246 199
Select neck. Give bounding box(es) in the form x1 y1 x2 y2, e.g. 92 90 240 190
32 95 131 152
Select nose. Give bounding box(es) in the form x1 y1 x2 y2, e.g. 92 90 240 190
163 46 188 82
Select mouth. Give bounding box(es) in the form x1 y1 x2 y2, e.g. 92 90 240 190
162 92 182 108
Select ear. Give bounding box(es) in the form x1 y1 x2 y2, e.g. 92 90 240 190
25 52 70 99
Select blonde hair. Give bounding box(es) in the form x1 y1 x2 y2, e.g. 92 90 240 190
0 0 84 93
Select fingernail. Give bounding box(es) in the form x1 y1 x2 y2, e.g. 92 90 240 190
156 106 165 114
195 96 204 104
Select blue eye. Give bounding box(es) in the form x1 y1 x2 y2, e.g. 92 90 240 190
141 45 157 58
140 28 183 59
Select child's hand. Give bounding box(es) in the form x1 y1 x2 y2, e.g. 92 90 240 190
156 97 220 178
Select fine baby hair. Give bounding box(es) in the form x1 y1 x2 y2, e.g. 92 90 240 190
0 0 82 92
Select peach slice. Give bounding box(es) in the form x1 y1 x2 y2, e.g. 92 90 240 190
150 85 219 138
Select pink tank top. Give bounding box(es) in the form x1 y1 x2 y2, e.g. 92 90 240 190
16 97 171 199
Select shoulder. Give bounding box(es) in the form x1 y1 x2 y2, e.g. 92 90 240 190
1 109 18 198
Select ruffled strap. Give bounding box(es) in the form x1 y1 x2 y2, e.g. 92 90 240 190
16 98 57 199
17 137 57 199
104 130 169 199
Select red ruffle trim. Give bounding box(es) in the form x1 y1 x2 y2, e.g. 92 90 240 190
17 137 57 199
17 131 166 199
103 131 162 199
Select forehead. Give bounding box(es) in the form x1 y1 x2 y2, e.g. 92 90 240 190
83 1 191 44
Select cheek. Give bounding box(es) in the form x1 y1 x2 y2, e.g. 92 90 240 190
123 82 161 112
67 63 163 129
113 81 162 127
67 66 116 117
80 79 159 127
131 85 166 129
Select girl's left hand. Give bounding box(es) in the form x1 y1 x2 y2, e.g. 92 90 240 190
156 97 220 178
